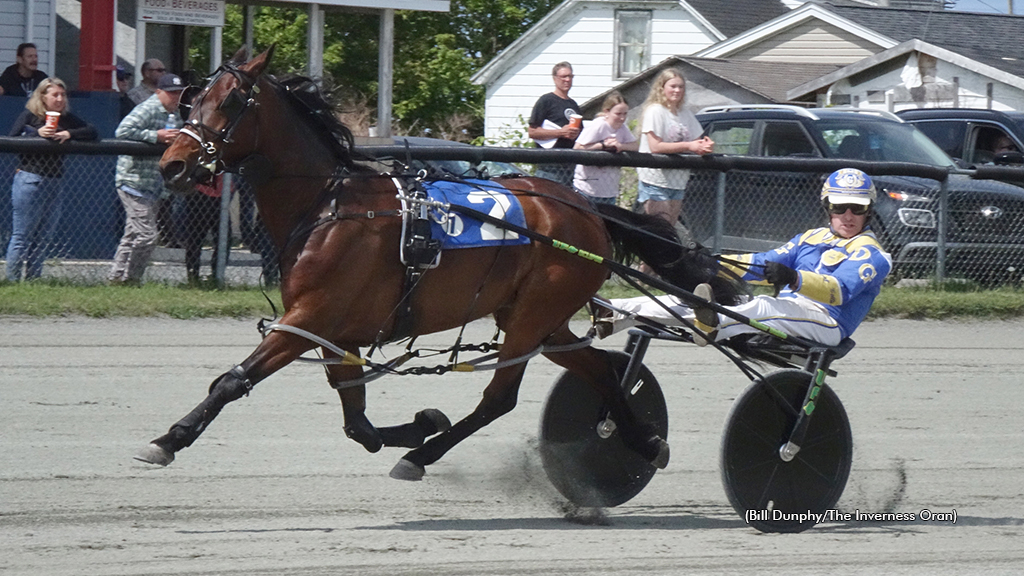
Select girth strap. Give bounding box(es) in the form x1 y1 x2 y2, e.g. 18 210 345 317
389 176 443 341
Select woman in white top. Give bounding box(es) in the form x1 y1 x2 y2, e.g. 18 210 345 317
636 69 714 225
572 91 638 204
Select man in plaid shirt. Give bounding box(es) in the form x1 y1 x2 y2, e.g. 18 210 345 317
108 73 185 285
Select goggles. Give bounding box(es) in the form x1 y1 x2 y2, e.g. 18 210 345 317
827 202 870 216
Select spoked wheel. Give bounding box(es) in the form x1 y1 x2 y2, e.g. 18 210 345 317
721 369 852 533
539 350 668 507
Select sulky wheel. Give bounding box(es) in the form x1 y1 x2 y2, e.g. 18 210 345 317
720 369 852 533
539 350 668 508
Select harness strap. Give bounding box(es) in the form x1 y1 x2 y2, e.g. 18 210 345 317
388 176 443 342
258 320 593 390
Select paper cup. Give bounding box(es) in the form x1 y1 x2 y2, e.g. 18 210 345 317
568 114 583 129
44 111 60 129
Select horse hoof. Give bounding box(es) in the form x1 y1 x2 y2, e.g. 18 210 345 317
415 409 451 436
650 438 670 470
389 458 425 481
134 443 174 466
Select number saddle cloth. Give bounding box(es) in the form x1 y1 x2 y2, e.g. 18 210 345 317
415 178 531 251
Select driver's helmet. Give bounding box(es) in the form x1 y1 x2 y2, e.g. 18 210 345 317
821 168 876 208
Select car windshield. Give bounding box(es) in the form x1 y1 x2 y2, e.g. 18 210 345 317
817 120 956 167
1008 114 1024 139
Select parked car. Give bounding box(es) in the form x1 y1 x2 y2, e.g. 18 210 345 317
358 136 527 179
684 105 1024 283
896 108 1024 169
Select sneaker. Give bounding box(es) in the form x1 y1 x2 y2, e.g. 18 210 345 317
691 283 718 347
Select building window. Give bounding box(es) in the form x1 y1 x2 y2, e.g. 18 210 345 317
615 10 650 79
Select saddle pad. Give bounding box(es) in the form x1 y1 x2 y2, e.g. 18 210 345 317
422 179 531 249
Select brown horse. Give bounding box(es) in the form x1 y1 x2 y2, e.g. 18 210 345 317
139 47 740 482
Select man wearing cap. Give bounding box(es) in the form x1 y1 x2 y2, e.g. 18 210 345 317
108 73 185 285
0 43 49 96
594 168 892 346
116 65 135 119
127 59 167 105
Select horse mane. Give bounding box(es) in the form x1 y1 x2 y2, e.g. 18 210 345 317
269 74 356 169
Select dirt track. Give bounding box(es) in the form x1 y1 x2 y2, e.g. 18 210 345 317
3 316 1024 575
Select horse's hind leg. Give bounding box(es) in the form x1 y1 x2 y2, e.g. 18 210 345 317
135 330 311 466
326 350 451 453
389 361 529 481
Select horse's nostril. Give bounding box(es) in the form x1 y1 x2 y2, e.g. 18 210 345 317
161 160 187 183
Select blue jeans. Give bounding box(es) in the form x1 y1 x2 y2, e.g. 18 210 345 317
5 170 61 281
638 180 685 202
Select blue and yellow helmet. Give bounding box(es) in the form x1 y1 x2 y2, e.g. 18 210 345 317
821 168 876 207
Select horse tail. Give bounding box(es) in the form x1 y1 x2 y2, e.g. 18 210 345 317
595 203 746 306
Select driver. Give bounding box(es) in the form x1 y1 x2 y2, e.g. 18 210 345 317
596 168 892 346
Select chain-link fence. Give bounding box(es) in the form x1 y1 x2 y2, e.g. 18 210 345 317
3 140 1024 287
0 138 276 286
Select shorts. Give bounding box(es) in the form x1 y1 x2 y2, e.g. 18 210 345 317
638 180 684 202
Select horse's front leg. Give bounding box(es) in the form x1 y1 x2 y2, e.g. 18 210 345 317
326 349 451 453
389 362 527 481
134 329 313 466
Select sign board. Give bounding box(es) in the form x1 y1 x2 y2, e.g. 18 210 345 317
139 0 225 27
267 0 449 11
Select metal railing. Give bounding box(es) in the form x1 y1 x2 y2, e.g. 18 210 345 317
3 137 1023 286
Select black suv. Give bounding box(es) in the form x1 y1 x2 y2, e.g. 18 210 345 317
683 105 1024 283
896 108 1024 168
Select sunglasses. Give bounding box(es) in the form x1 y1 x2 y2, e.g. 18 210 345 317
827 202 870 216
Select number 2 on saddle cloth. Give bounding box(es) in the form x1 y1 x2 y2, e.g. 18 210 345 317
390 178 532 340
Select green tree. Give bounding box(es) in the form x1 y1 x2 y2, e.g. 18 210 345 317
187 1 561 139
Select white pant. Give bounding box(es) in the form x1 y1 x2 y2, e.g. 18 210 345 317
609 293 842 346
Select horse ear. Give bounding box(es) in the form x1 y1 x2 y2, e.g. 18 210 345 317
241 44 275 78
229 47 248 64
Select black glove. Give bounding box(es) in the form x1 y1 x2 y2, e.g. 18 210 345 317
764 261 799 293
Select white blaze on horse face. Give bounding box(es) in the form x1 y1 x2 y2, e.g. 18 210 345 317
467 191 520 241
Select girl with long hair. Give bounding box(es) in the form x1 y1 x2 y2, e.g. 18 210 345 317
5 77 97 280
636 69 713 225
572 91 638 204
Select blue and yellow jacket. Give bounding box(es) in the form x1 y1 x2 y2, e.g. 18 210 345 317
720 227 892 339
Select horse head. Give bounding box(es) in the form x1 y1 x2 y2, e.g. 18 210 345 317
160 45 275 191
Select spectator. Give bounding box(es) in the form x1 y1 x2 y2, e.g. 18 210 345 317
127 59 167 106
174 175 228 285
527 62 581 186
572 91 638 205
636 69 714 226
237 179 280 286
5 77 98 281
993 135 1019 155
108 73 185 286
116 65 135 119
0 43 49 97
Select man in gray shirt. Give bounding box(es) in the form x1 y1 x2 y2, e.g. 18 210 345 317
127 59 167 105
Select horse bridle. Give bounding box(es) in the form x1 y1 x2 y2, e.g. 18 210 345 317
177 63 262 179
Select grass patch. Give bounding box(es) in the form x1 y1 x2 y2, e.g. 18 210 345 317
0 280 283 319
2 279 1024 320
870 284 1024 319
